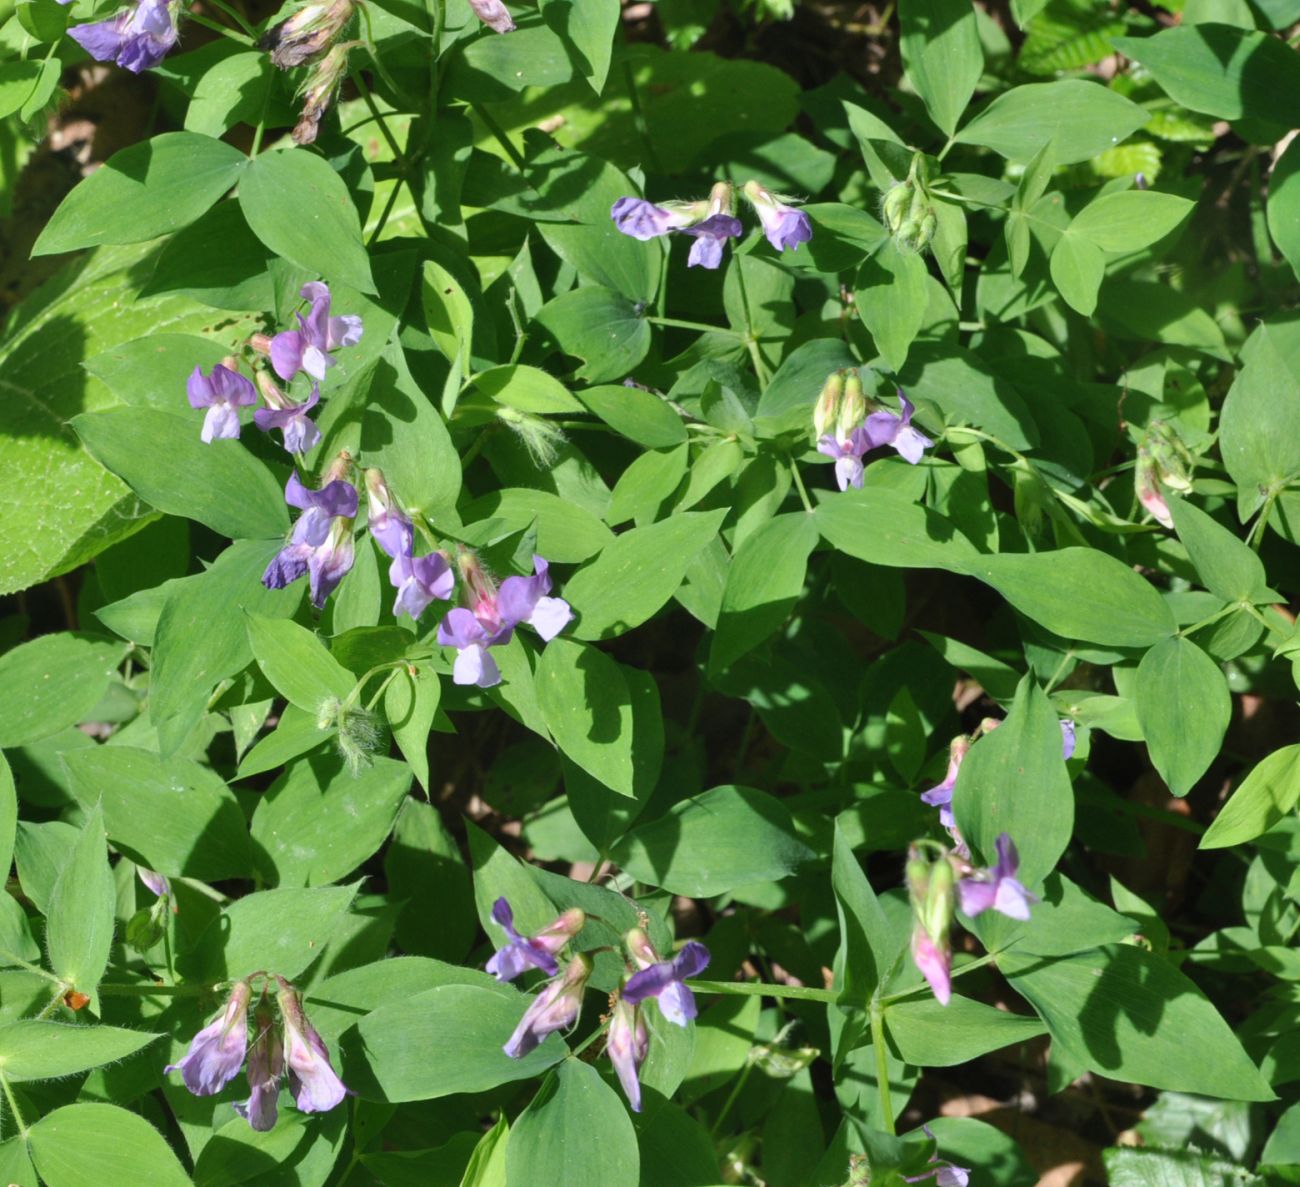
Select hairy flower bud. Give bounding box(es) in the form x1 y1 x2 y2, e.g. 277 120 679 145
262 0 354 68
497 406 568 468
1136 420 1194 529
837 370 867 442
292 42 355 146
813 371 844 439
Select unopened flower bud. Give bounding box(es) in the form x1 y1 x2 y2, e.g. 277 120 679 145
292 42 354 146
704 180 735 217
813 371 844 439
907 845 954 1005
837 370 867 441
236 1001 285 1131
256 370 291 411
336 700 380 774
275 977 348 1113
125 897 169 952
1136 420 1194 529
607 998 649 1112
497 406 567 468
249 333 273 357
263 0 355 68
322 449 354 486
504 953 593 1059
468 0 515 32
363 468 414 560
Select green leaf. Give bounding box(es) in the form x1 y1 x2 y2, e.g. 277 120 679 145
62 747 249 880
1268 135 1300 283
815 488 978 572
246 614 355 712
152 540 302 755
1219 321 1300 517
612 785 814 897
962 548 1176 646
1201 744 1300 848
0 1021 158 1082
47 805 114 1001
1112 25 1300 134
606 445 688 526
385 800 475 962
506 1061 639 1187
360 345 462 517
565 511 726 640
899 0 984 136
71 408 288 540
534 287 651 384
855 242 929 371
543 0 620 91
1067 190 1194 252
181 884 357 981
239 148 375 294
831 821 895 1005
0 754 14 882
184 51 279 140
421 257 474 378
885 995 1046 1066
0 243 253 595
471 364 584 414
953 676 1073 882
1105 1146 1257 1187
1135 637 1230 797
32 132 247 255
577 385 687 448
457 488 613 563
345 979 565 1101
0 633 126 748
84 333 230 412
536 639 661 797
999 944 1274 1101
709 513 818 673
29 1103 192 1187
0 61 43 122
954 80 1148 164
251 756 411 887
1049 231 1105 316
1167 496 1277 603
384 666 441 793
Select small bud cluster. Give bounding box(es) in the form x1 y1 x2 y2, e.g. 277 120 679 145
165 974 346 1131
1136 419 1195 528
126 867 173 953
489 898 711 1112
813 369 934 490
260 0 357 144
610 180 811 272
881 154 938 253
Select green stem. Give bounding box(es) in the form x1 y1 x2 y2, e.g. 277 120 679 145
646 315 744 338
869 1001 894 1134
789 458 814 513
367 178 405 246
185 12 254 43
35 987 69 1020
1180 601 1241 639
1248 488 1279 551
687 978 839 1004
1246 601 1290 640
0 949 60 982
622 58 661 174
205 0 257 36
99 981 214 997
710 1060 754 1138
731 254 771 386
353 68 407 170
472 102 526 172
0 1072 27 1140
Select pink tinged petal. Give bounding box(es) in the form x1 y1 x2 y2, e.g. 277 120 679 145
657 981 696 1027
137 867 170 897
607 1003 648 1112
911 932 951 1005
469 0 515 30
201 403 241 443
165 988 250 1095
270 330 306 381
284 1026 347 1113
528 596 572 642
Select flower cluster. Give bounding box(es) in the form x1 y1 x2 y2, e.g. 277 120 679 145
491 898 710 1112
611 180 811 271
1135 419 1194 528
166 975 346 1131
814 369 934 491
187 281 360 451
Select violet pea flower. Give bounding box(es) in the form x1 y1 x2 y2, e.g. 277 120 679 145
607 999 649 1113
165 981 251 1095
69 0 179 72
390 552 454 621
363 469 415 561
137 867 170 898
437 608 502 688
504 953 593 1059
610 197 701 241
235 1004 284 1133
495 556 574 642
683 213 744 270
187 363 256 443
817 433 869 492
271 281 363 383
919 737 970 832
262 471 358 609
277 978 347 1114
254 380 321 455
621 941 710 1026
1060 718 1077 761
910 929 951 1006
958 833 1036 922
861 392 933 465
486 897 586 982
742 180 812 253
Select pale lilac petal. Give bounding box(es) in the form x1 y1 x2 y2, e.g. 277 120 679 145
992 877 1033 921
611 197 677 240
201 403 241 443
657 980 697 1026
893 425 933 464
270 330 306 382
834 455 863 490
453 643 499 687
285 1027 346 1113
527 596 572 642
301 344 333 382
1060 719 1076 761
69 17 127 61
438 607 489 650
957 879 997 918
326 315 363 350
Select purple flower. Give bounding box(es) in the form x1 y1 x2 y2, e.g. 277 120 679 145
253 376 321 455
958 833 1035 922
468 0 515 31
69 0 179 72
486 897 585 983
271 281 363 383
390 552 454 621
920 737 969 832
363 468 414 560
235 1003 284 1132
187 363 256 443
137 867 170 898
607 999 648 1112
683 213 743 270
817 433 869 491
262 467 358 609
165 981 251 1096
504 953 593 1059
277 978 347 1114
742 180 812 253
610 197 701 241
436 553 572 688
1060 718 1076 761
622 941 710 1026
905 1128 971 1187
861 392 933 465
